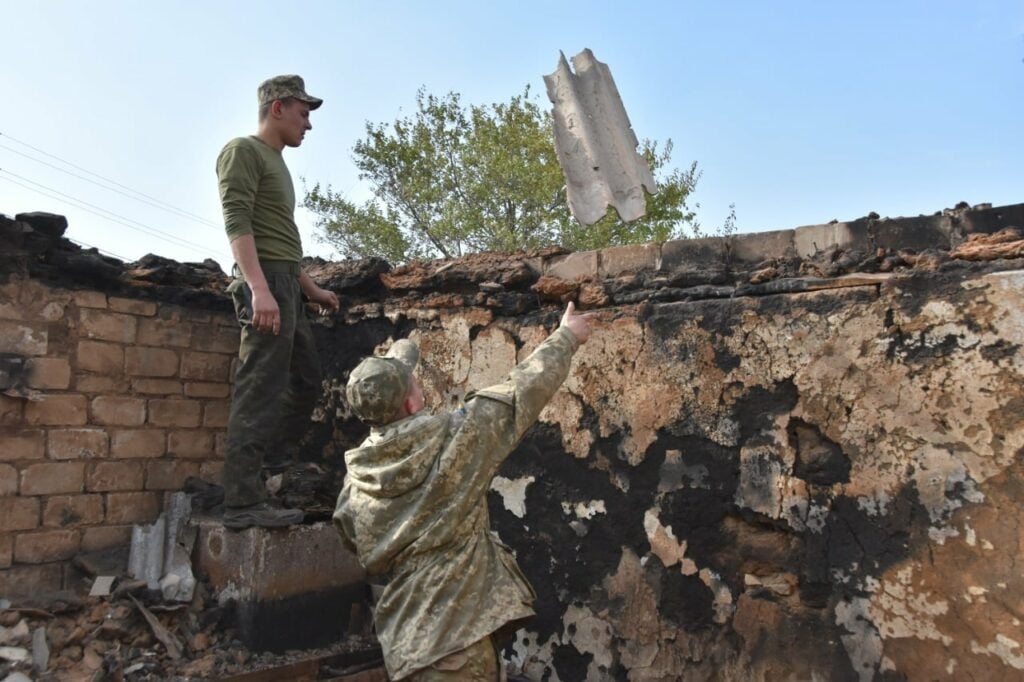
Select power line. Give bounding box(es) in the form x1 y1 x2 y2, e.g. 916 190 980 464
0 171 230 261
0 131 219 227
67 237 130 262
0 167 220 253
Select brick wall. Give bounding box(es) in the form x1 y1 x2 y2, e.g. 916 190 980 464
0 278 237 596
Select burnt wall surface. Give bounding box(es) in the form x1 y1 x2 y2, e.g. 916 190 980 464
4 202 1024 680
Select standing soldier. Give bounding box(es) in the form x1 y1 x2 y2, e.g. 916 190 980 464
217 75 339 529
335 302 593 680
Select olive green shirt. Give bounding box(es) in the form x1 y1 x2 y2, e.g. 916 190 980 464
216 136 302 262
334 326 580 680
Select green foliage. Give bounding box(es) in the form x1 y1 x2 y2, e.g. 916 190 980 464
304 87 702 263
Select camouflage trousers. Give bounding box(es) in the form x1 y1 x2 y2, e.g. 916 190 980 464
406 636 504 681
224 261 321 508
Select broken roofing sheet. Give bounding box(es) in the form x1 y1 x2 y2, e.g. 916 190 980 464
544 48 657 226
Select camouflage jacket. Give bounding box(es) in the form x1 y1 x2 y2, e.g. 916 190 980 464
333 325 579 680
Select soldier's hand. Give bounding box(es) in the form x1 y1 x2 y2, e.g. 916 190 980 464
560 301 595 344
308 286 340 315
250 285 281 335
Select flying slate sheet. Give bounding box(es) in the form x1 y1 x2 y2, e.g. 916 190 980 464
544 49 657 226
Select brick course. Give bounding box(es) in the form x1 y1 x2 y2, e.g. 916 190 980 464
26 357 72 389
0 497 39 532
87 461 145 492
0 431 46 461
105 492 161 524
110 429 166 458
20 462 85 496
14 529 80 563
79 309 137 343
149 399 202 427
42 495 104 528
125 347 179 377
47 428 109 460
91 396 147 426
24 394 88 426
77 340 123 374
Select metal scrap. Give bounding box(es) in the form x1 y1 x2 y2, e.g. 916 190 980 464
545 48 657 226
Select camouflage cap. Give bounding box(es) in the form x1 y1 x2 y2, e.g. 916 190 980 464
346 340 420 426
257 74 323 110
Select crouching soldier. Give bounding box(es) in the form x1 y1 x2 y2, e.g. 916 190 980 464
334 302 593 680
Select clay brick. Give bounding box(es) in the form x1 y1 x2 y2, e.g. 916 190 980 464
73 291 107 308
0 464 16 495
37 301 66 322
110 429 166 458
43 494 104 528
0 431 45 461
87 460 144 492
77 340 123 374
79 309 137 343
199 460 224 485
138 317 192 347
168 430 215 459
0 534 11 568
0 563 63 597
0 497 40 531
545 250 599 281
125 347 179 377
81 524 132 551
24 394 87 426
180 351 232 382
185 382 230 399
108 297 157 316
203 402 230 428
146 460 200 490
105 492 160 524
0 301 22 321
148 399 201 427
0 320 48 356
91 396 146 426
131 378 183 395
20 461 85 495
47 428 108 460
215 433 227 457
76 375 130 393
26 357 71 389
0 395 24 426
15 529 80 563
190 325 239 354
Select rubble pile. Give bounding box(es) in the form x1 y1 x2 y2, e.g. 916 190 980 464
0 583 379 681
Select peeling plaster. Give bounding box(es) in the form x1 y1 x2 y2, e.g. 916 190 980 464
490 476 535 518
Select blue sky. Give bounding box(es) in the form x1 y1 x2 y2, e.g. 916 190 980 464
2 1 1022 270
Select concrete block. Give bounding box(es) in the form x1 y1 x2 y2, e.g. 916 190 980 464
730 229 796 265
793 219 871 257
661 237 727 271
545 250 599 281
873 215 952 251
195 520 367 652
598 243 660 278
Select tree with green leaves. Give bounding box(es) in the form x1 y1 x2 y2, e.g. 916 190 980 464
304 87 701 264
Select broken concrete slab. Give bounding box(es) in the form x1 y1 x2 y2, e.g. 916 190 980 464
545 49 656 225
